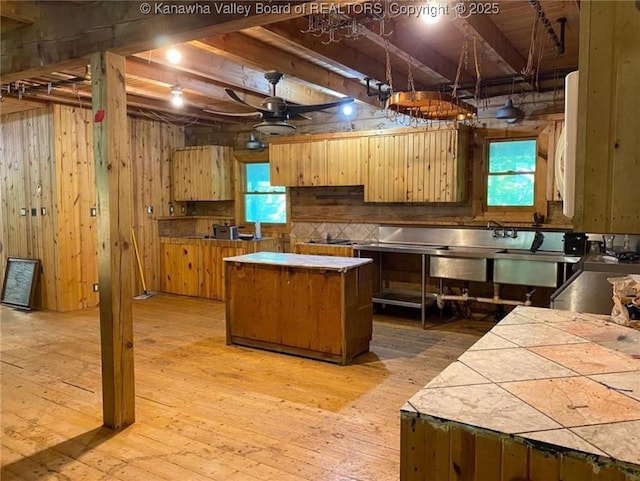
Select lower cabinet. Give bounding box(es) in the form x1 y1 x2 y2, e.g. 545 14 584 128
160 237 279 300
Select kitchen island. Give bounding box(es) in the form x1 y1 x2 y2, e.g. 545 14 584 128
400 306 640 480
224 252 373 365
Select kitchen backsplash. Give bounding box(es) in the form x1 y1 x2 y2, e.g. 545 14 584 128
290 222 379 242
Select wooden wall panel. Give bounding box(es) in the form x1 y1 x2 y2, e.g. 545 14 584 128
1 105 184 311
53 104 97 311
0 108 58 310
130 118 184 297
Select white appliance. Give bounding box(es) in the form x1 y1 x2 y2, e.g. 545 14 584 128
556 71 579 218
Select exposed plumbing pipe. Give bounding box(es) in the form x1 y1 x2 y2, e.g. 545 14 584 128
435 283 535 309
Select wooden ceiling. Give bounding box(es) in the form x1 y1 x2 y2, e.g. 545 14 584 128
0 0 580 126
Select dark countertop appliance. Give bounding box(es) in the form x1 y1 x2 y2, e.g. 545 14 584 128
212 224 240 240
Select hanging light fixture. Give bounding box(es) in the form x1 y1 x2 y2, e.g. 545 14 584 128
495 98 524 124
244 133 266 150
170 85 184 108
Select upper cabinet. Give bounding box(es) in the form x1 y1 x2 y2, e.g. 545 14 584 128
366 129 468 203
574 1 640 233
172 146 233 201
269 127 469 203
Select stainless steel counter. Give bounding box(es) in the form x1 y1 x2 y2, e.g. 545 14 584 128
551 254 640 314
353 242 580 263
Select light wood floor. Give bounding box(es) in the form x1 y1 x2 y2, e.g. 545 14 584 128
1 294 491 481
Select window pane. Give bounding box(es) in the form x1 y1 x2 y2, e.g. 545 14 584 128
246 163 285 193
489 140 536 173
487 174 534 206
245 193 287 223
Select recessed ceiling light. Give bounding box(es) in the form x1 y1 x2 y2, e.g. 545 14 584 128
421 13 442 25
341 104 354 117
166 48 182 64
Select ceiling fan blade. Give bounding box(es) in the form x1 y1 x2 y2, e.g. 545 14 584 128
289 112 312 120
287 97 354 115
226 88 275 117
203 108 261 118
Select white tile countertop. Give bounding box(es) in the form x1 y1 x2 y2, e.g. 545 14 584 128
223 252 373 272
402 306 640 467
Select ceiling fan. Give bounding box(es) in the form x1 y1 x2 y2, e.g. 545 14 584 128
205 71 355 135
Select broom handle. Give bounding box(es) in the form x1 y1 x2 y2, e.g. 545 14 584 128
131 228 148 293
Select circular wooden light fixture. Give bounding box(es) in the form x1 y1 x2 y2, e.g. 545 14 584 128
386 91 476 121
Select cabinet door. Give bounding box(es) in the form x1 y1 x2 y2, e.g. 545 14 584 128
201 244 244 300
365 134 408 202
160 243 200 296
365 129 466 203
172 146 232 201
326 137 366 186
408 129 465 202
269 141 326 186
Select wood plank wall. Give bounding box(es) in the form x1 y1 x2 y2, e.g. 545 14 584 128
0 108 58 309
0 105 184 311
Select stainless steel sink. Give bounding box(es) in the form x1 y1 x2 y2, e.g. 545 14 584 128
429 256 491 282
493 258 559 287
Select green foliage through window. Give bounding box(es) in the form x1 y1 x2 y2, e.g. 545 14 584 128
244 163 286 223
487 139 536 207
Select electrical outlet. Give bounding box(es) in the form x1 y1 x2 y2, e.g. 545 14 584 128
41 207 47 216
90 207 97 217
20 208 27 216
93 283 99 292
180 205 186 214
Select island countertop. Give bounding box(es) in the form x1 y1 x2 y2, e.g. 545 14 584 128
223 252 372 272
401 306 640 479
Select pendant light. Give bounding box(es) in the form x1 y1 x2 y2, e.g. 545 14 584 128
244 133 266 150
496 98 524 124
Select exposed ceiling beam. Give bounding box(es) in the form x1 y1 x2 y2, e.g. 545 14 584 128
194 32 378 106
452 16 527 75
255 20 389 84
135 43 338 107
0 1 39 24
125 58 267 111
357 20 468 85
1 0 365 83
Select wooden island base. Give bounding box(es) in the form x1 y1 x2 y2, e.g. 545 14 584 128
224 253 373 365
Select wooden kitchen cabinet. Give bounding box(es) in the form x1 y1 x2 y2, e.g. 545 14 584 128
326 137 367 186
270 137 366 187
574 1 640 233
172 145 233 201
269 140 327 186
160 237 279 300
366 128 468 203
269 128 468 203
160 242 201 296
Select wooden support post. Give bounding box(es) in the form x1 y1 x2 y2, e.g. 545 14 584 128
91 51 135 429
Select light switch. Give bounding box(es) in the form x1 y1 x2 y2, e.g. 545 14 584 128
90 207 97 217
31 208 37 217
41 207 47 216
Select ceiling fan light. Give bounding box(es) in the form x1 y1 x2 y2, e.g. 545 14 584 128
496 98 523 123
253 121 296 135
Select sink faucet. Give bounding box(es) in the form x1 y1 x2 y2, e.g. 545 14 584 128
486 221 517 238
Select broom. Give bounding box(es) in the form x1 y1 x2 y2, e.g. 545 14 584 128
132 227 156 300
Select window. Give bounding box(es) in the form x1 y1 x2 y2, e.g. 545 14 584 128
243 162 287 224
486 139 537 207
